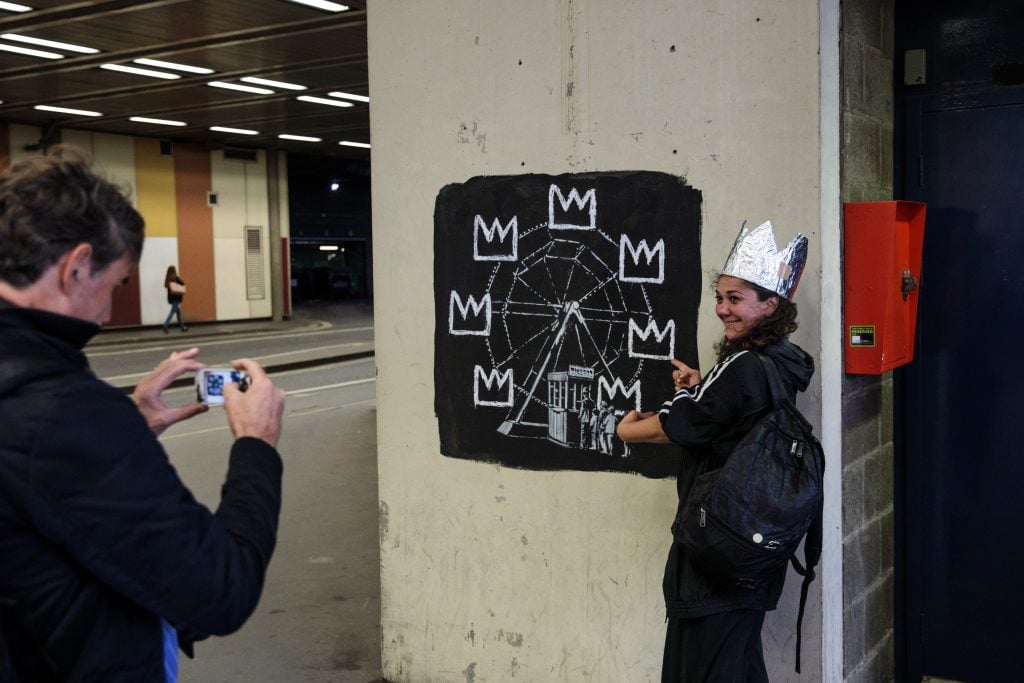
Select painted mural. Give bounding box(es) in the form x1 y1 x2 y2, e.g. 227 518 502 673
434 172 702 477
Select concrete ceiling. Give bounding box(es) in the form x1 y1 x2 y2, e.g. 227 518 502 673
0 0 369 158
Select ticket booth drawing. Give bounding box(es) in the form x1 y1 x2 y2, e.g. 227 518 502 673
546 365 595 447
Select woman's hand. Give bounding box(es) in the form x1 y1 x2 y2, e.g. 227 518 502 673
616 409 670 444
132 347 209 435
670 359 701 390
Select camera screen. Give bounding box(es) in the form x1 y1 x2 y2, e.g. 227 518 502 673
205 371 240 397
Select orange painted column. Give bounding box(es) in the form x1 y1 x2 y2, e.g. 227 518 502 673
173 143 217 322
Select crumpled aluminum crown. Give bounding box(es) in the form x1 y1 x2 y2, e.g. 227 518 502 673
721 220 808 300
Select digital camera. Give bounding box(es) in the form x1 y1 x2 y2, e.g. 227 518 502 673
195 368 250 405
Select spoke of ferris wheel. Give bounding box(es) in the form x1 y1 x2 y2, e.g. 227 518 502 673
504 303 582 424
494 320 561 370
575 305 651 321
497 300 563 315
577 273 620 304
575 313 619 378
572 324 587 357
512 271 555 306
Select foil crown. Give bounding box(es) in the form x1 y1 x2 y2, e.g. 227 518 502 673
721 220 808 300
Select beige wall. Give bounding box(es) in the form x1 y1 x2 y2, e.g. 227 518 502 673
2 125 286 324
370 1 828 680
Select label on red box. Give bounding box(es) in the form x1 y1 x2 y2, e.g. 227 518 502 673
849 325 876 347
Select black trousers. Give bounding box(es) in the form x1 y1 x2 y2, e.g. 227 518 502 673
662 610 768 683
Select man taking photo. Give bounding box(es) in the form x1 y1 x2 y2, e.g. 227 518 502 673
0 146 286 681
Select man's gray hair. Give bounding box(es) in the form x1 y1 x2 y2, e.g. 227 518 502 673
0 145 145 287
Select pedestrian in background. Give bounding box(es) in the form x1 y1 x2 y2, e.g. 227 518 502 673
163 264 188 333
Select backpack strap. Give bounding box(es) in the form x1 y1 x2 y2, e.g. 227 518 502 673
789 507 823 673
752 351 792 406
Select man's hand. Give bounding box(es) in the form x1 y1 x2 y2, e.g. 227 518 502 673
132 348 209 436
670 359 701 391
223 358 285 448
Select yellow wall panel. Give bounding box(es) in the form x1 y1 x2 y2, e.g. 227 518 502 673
134 138 177 237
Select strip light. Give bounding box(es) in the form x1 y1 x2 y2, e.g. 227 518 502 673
35 104 102 117
134 58 214 74
278 134 322 142
283 0 349 12
210 126 259 135
1 33 98 53
339 141 370 148
0 2 33 12
0 42 60 59
328 91 369 103
129 116 186 127
101 64 180 80
241 76 307 91
208 81 274 95
296 95 353 108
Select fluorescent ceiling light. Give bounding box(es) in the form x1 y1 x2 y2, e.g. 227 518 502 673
208 81 274 95
129 116 186 127
134 58 214 74
278 134 322 142
339 140 370 149
1 33 98 53
328 91 369 103
210 126 259 135
0 43 61 59
283 0 349 12
319 245 340 251
34 104 102 117
101 63 180 80
0 2 33 12
241 76 307 91
296 95 353 108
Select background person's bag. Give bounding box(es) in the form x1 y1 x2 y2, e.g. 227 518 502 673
168 281 185 295
674 352 824 672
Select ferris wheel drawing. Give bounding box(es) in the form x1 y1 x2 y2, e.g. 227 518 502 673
448 183 677 455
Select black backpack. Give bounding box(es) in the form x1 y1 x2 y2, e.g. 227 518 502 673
675 352 824 673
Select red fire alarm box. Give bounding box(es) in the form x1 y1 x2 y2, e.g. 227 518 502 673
843 201 926 374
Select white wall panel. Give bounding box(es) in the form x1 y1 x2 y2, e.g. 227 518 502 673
213 236 250 320
138 237 179 326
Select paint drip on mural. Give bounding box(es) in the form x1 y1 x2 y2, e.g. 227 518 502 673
434 171 702 478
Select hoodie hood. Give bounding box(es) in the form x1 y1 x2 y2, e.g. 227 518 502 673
760 338 814 394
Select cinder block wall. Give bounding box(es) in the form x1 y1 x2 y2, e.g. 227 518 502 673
840 1 897 680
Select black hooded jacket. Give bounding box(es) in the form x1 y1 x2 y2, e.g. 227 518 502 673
0 301 282 681
657 338 815 618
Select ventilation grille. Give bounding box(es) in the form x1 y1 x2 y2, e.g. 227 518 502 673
245 226 265 300
224 146 258 162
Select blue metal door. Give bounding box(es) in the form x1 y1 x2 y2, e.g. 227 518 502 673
901 89 1024 682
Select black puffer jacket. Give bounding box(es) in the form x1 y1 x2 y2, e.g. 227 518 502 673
0 301 282 681
657 339 814 618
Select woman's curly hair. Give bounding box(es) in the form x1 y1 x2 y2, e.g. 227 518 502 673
713 275 799 363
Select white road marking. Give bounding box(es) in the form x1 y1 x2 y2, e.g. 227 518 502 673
88 325 374 358
102 344 373 383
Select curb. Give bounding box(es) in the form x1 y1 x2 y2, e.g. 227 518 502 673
90 320 333 349
115 349 376 394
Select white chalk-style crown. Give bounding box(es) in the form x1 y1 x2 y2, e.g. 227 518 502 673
721 220 808 300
